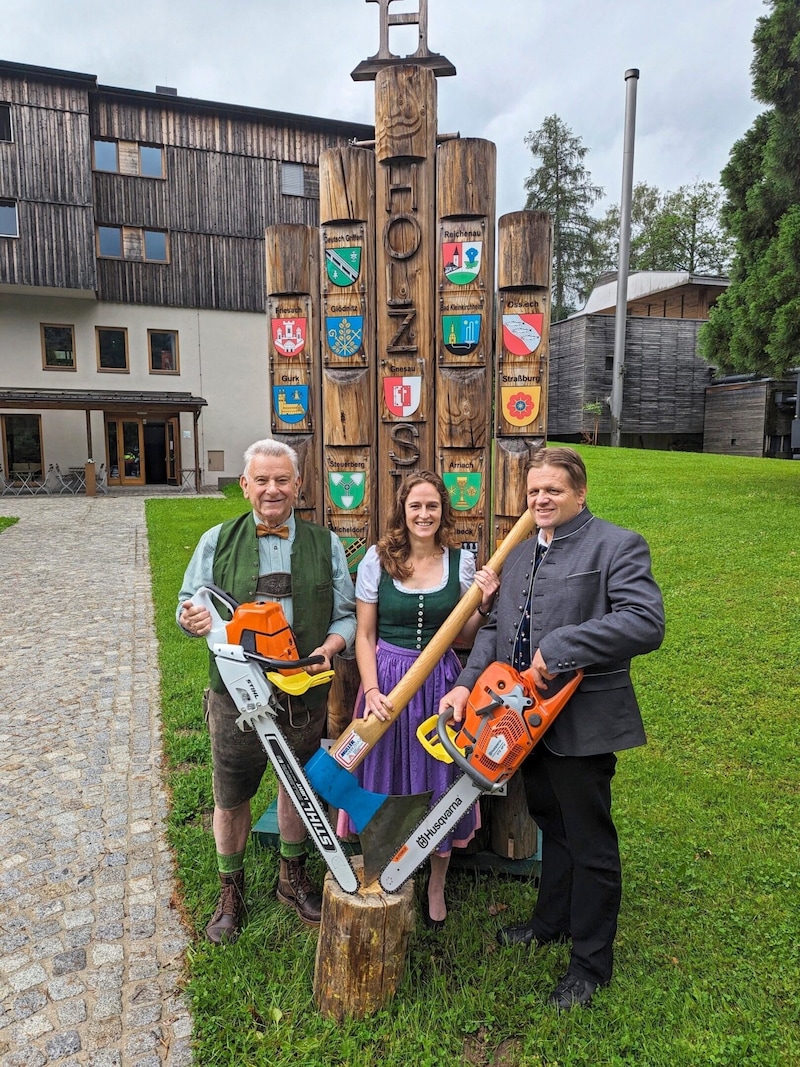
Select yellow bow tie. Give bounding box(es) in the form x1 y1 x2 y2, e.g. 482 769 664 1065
256 523 290 539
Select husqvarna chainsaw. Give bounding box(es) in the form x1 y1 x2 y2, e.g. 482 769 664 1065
378 662 584 891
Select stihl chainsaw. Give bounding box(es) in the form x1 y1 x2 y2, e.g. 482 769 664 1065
378 662 584 891
192 584 361 893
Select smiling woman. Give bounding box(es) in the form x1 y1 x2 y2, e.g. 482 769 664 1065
337 469 499 928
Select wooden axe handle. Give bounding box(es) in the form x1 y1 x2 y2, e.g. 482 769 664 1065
328 508 536 771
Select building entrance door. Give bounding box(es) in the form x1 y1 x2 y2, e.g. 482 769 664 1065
105 418 145 486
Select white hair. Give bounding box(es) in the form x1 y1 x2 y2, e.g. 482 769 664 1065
242 438 300 479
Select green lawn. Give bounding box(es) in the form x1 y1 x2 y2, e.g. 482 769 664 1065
146 447 800 1067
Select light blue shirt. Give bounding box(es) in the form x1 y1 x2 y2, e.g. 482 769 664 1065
177 510 356 655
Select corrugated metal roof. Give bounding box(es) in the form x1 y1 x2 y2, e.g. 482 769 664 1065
0 388 207 411
574 271 730 317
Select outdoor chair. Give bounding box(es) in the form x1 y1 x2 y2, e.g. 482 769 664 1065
95 463 109 495
0 464 20 496
49 463 81 494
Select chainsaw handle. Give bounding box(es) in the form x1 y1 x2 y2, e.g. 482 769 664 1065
435 710 502 792
245 651 325 671
192 585 233 648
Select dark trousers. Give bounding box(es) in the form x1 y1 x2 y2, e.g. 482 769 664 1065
521 745 620 985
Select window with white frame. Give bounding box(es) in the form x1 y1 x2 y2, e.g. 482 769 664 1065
0 199 18 237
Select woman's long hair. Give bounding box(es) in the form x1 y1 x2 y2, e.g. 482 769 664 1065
376 470 455 581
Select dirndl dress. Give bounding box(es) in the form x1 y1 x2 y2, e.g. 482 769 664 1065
336 547 480 852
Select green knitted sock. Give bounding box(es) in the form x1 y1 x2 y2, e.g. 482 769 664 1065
279 838 308 860
216 850 245 875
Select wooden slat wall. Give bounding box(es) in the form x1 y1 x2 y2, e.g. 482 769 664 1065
704 380 794 458
703 382 768 457
0 74 96 290
91 95 356 311
548 315 711 438
91 96 355 163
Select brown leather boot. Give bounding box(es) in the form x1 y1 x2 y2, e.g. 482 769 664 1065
205 869 245 944
276 855 322 925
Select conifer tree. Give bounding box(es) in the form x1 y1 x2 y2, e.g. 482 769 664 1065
700 0 800 375
523 115 604 320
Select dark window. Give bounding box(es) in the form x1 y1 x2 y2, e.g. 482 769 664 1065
41 324 76 370
139 145 163 177
2 414 43 481
93 139 118 171
0 104 12 142
148 329 179 373
0 199 18 237
143 230 168 262
97 226 123 257
97 327 128 371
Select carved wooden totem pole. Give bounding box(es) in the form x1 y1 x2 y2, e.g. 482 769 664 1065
266 0 554 813
264 5 555 1015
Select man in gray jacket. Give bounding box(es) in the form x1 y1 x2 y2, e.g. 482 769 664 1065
440 447 664 1010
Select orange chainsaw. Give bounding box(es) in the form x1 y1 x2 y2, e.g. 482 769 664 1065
378 661 583 891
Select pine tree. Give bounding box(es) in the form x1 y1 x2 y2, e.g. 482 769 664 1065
699 0 800 375
523 115 604 320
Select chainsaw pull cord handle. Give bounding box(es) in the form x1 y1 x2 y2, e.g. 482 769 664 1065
436 668 585 792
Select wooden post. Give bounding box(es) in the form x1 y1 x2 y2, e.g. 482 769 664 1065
436 137 496 566
265 223 322 523
488 209 554 856
374 63 437 514
494 210 553 541
319 145 376 737
313 856 415 1022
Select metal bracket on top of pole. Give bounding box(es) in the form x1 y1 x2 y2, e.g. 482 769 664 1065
352 0 456 80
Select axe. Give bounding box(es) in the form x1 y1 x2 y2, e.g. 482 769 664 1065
305 508 536 881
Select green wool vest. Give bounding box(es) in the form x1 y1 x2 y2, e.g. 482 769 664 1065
209 511 334 708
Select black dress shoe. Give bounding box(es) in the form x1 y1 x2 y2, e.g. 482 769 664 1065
496 920 569 948
422 902 445 931
547 973 598 1011
421 875 446 931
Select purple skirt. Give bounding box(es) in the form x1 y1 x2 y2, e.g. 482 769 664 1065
336 638 480 852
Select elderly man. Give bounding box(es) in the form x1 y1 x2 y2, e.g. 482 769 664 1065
178 439 355 942
441 447 664 1009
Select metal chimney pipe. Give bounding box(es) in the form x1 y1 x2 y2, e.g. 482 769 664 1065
610 68 639 447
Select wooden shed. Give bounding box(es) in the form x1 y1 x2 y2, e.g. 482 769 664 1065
703 376 796 460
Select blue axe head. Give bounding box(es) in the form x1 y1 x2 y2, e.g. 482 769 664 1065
305 748 431 885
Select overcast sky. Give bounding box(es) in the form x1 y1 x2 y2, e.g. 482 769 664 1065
5 0 765 219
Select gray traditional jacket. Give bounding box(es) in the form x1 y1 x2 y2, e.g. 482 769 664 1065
457 506 665 757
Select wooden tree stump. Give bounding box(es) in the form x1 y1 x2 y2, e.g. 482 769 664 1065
489 770 539 860
313 855 415 1021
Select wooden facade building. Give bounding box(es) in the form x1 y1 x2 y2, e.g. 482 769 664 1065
0 59 372 488
548 271 725 451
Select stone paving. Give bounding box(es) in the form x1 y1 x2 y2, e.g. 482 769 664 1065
0 494 200 1066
